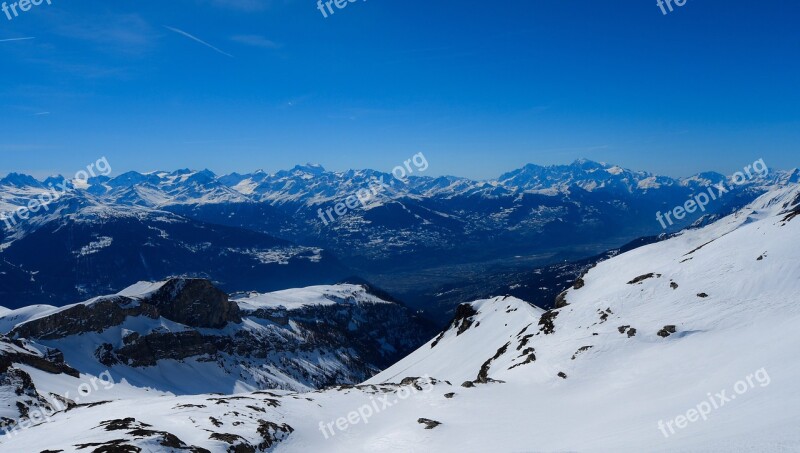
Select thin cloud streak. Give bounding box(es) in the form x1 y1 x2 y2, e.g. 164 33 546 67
0 37 35 43
163 26 233 58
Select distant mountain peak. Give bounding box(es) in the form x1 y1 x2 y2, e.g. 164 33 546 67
0 172 43 188
292 163 326 174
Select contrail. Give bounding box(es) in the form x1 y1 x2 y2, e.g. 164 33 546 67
0 37 35 43
163 26 233 58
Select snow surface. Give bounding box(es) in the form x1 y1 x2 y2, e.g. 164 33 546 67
1 185 799 452
233 284 392 311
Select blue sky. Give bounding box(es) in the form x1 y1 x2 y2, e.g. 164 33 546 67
0 0 798 180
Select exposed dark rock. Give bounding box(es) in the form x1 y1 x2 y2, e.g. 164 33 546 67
0 343 79 378
508 349 536 370
697 293 709 298
73 439 141 452
476 342 510 383
617 325 637 337
95 343 120 367
114 331 225 367
571 345 593 360
100 418 152 431
453 304 478 336
572 278 585 290
516 334 534 351
127 428 190 449
432 303 478 348
657 325 677 338
461 381 475 388
554 290 569 308
417 418 442 429
11 296 160 340
256 420 294 450
684 239 717 256
399 376 436 392
557 372 567 379
782 201 800 222
598 308 612 323
628 273 656 285
670 281 679 290
147 279 242 329
444 392 456 398
209 433 249 445
11 279 241 341
538 310 559 335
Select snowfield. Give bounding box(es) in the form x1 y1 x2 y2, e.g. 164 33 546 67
1 185 799 452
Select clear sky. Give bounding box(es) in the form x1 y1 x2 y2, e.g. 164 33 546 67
0 0 798 180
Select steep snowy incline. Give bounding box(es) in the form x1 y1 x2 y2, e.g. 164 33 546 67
367 296 544 385
356 184 800 452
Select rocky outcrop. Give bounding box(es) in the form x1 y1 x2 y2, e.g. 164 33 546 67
538 310 559 335
6 280 435 393
146 279 241 329
0 336 78 430
11 296 159 340
0 337 79 377
432 303 478 348
417 418 442 429
114 331 229 367
657 325 677 338
11 278 241 341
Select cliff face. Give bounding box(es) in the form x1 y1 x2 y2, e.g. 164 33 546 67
142 279 242 329
4 279 435 393
11 279 242 340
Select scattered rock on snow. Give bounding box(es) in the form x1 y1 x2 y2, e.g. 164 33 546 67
571 346 594 360
657 325 677 338
538 310 559 335
627 273 660 285
417 418 442 429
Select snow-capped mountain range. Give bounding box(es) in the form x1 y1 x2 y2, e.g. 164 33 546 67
2 160 796 314
0 180 797 451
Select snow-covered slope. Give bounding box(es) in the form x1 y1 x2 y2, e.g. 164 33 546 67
1 184 799 452
232 284 394 311
360 184 800 451
0 280 433 395
369 296 544 385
